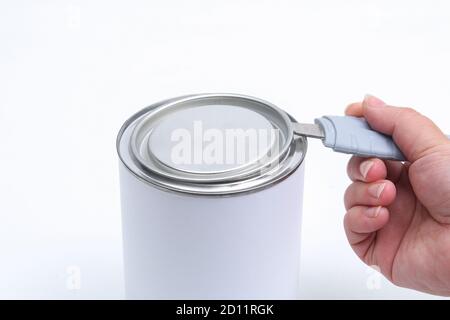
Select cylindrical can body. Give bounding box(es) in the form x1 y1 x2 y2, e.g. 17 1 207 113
119 162 305 299
117 94 307 299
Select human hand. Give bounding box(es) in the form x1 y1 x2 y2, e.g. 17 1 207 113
344 94 450 296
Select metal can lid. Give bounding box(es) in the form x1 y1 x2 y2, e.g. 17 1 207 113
117 93 307 195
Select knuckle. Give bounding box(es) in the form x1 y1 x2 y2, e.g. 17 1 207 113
344 184 351 199
343 184 355 208
343 210 351 225
347 158 355 178
343 207 355 223
401 106 417 114
400 107 420 119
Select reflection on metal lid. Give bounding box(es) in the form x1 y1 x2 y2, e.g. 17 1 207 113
117 93 307 195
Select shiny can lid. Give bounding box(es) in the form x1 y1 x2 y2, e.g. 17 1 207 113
117 93 307 195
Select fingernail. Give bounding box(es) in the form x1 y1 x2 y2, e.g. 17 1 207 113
365 206 382 218
364 94 386 108
359 160 374 179
368 183 386 199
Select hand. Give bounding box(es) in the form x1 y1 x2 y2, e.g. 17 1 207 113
343 94 450 296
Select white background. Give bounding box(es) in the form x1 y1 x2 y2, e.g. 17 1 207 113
1 0 450 299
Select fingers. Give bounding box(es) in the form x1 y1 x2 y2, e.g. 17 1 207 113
347 156 405 183
362 95 449 162
343 156 394 263
344 180 396 210
347 157 387 182
345 95 449 162
344 206 390 259
345 102 363 117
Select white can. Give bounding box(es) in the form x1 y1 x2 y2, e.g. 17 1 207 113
117 94 307 299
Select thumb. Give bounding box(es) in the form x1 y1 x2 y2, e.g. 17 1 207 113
362 95 449 162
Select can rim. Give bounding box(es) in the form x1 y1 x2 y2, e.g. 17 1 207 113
116 93 307 196
130 93 294 183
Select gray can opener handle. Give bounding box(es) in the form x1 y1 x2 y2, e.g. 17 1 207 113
314 116 450 161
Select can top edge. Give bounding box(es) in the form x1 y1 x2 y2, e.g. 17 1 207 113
117 93 307 196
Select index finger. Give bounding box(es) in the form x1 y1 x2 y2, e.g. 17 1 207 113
347 156 387 182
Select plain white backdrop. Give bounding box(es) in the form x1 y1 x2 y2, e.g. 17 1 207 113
1 0 450 299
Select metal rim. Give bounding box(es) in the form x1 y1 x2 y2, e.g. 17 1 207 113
129 93 294 183
116 93 307 196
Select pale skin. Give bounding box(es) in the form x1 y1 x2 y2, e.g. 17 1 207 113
343 95 450 296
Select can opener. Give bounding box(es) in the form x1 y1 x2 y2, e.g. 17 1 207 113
294 116 450 161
